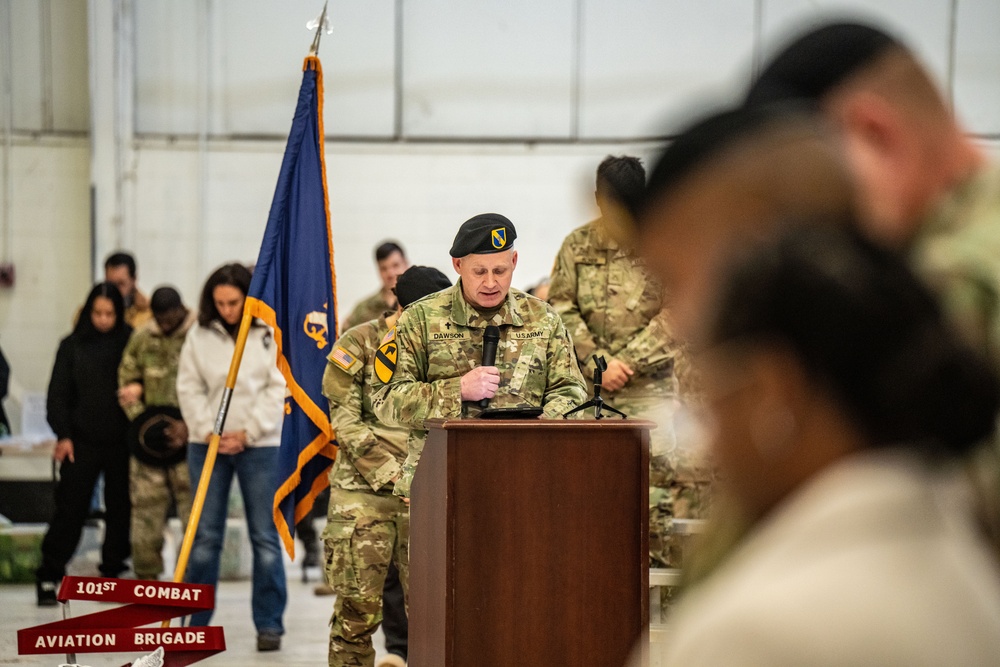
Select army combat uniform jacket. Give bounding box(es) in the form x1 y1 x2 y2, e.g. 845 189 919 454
117 311 195 580
118 311 196 419
913 165 1000 361
549 219 681 399
341 290 393 333
323 314 409 493
372 282 587 496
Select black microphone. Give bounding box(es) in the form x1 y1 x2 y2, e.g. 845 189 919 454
479 325 500 409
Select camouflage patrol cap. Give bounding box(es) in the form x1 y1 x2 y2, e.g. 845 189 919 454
449 213 517 257
395 265 452 308
128 405 187 467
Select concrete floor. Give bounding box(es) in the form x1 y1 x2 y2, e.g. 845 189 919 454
0 568 391 666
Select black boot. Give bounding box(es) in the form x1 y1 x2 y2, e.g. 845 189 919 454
302 538 320 569
36 579 59 607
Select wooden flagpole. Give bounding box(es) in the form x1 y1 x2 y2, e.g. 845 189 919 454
162 309 255 627
161 2 330 628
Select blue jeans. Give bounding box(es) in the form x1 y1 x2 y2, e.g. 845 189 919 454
185 443 287 634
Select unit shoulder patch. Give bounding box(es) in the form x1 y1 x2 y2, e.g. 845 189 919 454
374 339 398 384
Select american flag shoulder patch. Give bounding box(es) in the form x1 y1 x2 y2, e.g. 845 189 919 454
330 347 357 371
380 327 396 346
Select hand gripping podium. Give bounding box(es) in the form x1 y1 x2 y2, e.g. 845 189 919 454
408 418 651 666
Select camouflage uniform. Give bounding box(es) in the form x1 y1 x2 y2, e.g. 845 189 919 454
118 313 194 580
342 290 392 333
125 289 153 329
371 282 587 498
323 314 410 667
912 166 1000 360
911 165 1000 536
549 219 712 568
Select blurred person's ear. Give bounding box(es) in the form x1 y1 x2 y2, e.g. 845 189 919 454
829 91 917 239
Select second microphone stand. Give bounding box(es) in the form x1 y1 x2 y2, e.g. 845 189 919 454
563 356 627 420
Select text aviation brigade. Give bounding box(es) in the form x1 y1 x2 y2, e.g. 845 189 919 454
34 630 209 650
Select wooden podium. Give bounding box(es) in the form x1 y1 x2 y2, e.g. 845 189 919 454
408 418 650 667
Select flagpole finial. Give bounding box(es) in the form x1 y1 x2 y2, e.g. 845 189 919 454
307 1 332 56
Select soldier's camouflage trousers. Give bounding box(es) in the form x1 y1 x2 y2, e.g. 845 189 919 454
324 487 409 667
609 394 714 568
129 457 193 579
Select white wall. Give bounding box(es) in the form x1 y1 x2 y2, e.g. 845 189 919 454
1 0 1000 428
130 140 648 317
0 140 91 432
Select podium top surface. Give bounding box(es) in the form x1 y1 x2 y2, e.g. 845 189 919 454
424 418 656 431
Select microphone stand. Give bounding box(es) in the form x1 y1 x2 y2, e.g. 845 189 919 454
563 356 627 420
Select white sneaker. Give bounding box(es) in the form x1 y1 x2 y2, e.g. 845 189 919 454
376 654 406 667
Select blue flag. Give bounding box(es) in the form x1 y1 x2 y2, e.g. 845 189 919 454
246 56 337 556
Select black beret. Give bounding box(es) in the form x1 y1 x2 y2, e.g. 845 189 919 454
129 405 187 467
747 22 901 107
635 103 813 223
395 265 452 308
449 213 517 258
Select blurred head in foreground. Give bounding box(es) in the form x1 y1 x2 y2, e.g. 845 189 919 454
747 21 985 245
701 223 998 522
645 222 1000 666
635 103 857 342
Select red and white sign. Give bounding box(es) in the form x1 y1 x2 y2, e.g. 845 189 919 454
17 576 225 666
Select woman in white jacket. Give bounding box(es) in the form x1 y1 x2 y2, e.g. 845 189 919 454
176 263 287 652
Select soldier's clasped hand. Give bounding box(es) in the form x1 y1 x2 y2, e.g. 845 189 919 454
602 358 634 392
117 381 143 408
461 365 500 402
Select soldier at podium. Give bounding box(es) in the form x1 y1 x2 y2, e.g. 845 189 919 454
322 265 453 667
372 213 587 499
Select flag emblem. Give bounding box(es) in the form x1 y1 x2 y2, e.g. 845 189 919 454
491 228 506 249
303 310 329 349
375 341 398 383
330 347 357 371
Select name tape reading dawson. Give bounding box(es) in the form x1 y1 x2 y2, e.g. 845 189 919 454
429 330 546 341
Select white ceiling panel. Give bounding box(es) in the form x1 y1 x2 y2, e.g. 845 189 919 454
954 0 1000 135
402 0 575 139
760 1 952 87
580 0 755 138
134 1 202 135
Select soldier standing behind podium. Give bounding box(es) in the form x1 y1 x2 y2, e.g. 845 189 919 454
323 266 452 667
117 286 195 581
549 156 710 568
372 213 587 499
341 241 410 333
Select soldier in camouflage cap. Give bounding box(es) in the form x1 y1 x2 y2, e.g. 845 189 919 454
324 266 451 667
549 156 711 569
341 241 410 333
371 213 587 498
117 286 195 581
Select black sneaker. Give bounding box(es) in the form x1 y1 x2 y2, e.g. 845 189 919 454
257 630 281 652
36 580 58 607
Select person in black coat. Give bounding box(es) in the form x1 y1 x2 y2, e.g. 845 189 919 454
0 342 10 436
36 282 133 605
